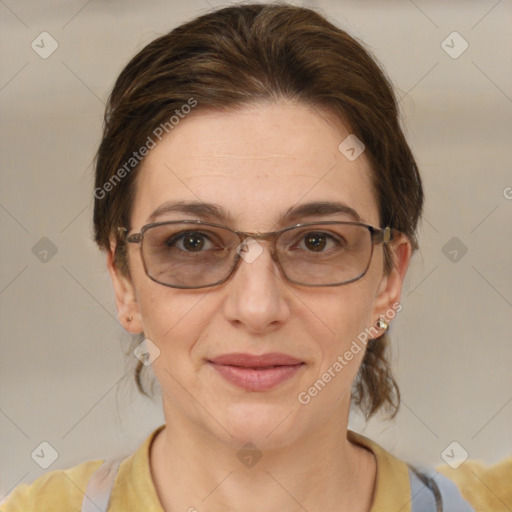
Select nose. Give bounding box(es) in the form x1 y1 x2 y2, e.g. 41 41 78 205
222 238 291 333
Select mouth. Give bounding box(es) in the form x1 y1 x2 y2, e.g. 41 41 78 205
207 353 305 391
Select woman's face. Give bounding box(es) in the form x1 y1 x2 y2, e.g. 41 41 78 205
108 101 410 449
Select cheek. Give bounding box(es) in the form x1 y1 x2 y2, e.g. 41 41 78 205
295 289 375 410
138 288 212 402
310 271 381 377
324 281 377 345
138 289 205 345
127 245 205 346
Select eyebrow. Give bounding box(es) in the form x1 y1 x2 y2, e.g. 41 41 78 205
146 200 362 226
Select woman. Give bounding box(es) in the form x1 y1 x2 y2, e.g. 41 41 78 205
2 3 510 511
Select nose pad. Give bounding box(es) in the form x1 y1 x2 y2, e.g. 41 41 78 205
235 237 265 264
234 237 282 278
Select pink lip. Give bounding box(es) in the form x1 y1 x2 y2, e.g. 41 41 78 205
208 353 304 391
209 352 303 367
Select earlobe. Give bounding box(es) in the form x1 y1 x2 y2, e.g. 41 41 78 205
106 245 143 334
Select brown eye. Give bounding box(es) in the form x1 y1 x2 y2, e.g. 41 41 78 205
166 231 213 252
295 231 342 253
304 233 327 252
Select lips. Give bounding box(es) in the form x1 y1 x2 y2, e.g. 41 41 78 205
208 352 303 368
208 353 304 391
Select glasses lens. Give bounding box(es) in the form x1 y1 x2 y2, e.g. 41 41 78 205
142 223 238 288
277 223 372 285
140 222 374 288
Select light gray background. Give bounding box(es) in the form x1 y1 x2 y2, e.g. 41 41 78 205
1 0 511 499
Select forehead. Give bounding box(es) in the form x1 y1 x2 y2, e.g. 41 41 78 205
131 101 379 229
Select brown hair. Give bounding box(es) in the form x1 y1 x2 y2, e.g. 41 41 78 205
93 2 423 420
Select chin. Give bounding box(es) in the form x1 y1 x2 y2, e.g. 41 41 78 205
217 401 302 449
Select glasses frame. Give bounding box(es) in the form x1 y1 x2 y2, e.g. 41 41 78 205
117 220 394 289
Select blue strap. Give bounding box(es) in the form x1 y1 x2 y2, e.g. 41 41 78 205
409 465 476 512
409 466 439 511
435 472 476 512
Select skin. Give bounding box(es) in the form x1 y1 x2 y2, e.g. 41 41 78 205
107 101 411 512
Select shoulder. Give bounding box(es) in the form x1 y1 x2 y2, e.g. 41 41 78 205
436 455 512 512
0 459 104 512
1 425 165 512
348 429 512 511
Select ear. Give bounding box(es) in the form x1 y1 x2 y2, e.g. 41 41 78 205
371 233 412 332
106 242 143 334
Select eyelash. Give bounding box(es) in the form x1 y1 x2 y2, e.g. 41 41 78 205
165 230 343 252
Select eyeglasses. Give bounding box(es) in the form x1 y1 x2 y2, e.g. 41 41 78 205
117 220 394 289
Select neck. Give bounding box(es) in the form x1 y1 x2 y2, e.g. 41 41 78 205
149 409 376 512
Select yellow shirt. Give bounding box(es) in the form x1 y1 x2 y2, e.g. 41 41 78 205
1 425 510 511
